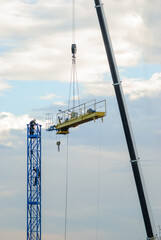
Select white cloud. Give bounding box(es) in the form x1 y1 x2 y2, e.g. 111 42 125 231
110 0 161 64
0 112 31 132
52 101 67 106
0 80 11 93
0 112 44 132
23 0 39 3
123 73 161 100
40 93 55 100
0 112 44 147
0 0 160 88
83 81 113 97
83 72 161 100
0 112 31 147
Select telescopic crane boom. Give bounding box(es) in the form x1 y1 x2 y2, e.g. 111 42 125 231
94 0 157 239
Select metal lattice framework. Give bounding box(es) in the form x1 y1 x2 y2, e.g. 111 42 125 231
27 123 41 240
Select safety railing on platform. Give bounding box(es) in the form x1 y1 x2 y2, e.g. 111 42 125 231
45 113 54 131
56 99 106 125
45 99 106 131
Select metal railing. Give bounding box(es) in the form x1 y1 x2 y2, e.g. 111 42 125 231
56 99 106 125
45 113 53 131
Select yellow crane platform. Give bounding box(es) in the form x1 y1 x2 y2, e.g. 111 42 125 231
46 99 106 135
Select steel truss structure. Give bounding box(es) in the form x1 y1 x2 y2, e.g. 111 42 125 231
27 123 41 240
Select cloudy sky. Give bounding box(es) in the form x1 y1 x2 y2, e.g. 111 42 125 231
0 0 161 240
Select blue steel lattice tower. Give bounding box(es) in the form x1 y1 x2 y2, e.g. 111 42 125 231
27 122 41 240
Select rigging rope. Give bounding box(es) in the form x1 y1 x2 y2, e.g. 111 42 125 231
75 65 80 107
64 135 69 240
96 119 102 240
64 2 76 236
72 60 76 108
72 0 75 43
68 64 73 109
68 0 80 109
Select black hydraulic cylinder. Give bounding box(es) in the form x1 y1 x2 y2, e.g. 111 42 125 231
94 0 156 239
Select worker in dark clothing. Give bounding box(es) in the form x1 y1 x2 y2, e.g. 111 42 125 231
33 168 40 186
30 119 36 135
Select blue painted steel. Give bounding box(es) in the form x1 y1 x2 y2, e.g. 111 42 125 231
27 123 41 240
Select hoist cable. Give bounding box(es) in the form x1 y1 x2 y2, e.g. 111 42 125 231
68 0 81 109
68 64 73 109
72 62 80 109
72 0 75 43
72 64 75 108
64 135 69 240
96 120 102 240
75 65 80 107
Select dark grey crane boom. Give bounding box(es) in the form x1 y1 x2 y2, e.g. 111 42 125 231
94 0 157 239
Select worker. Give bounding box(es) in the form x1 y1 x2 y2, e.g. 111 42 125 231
33 168 40 186
58 116 62 124
87 108 92 113
87 108 96 113
30 119 36 135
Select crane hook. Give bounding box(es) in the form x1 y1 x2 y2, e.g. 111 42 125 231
56 141 61 152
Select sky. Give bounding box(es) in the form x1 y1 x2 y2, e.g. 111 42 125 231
0 0 161 240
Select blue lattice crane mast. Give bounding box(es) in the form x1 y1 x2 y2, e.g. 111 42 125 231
27 120 41 240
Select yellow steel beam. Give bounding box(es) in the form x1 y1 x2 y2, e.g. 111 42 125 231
56 112 105 134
